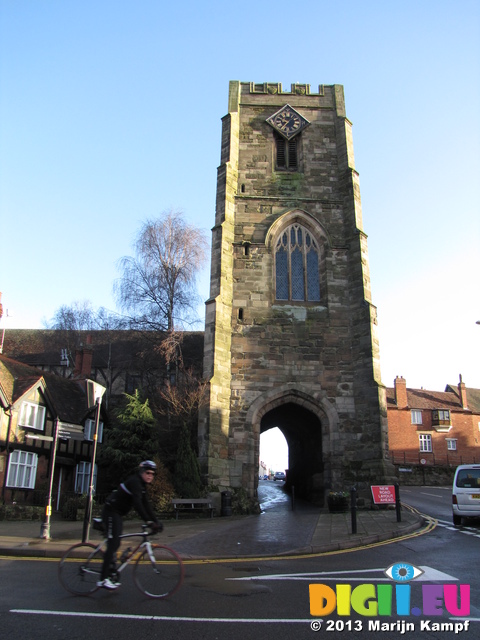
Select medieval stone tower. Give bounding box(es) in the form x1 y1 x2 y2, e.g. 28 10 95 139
199 81 394 505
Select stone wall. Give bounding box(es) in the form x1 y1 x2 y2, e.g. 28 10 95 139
200 82 395 502
395 464 456 487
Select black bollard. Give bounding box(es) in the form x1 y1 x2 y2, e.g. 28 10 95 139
395 483 401 522
291 485 295 511
350 486 357 534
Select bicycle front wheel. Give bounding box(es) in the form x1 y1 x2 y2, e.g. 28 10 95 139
134 544 184 598
58 542 104 595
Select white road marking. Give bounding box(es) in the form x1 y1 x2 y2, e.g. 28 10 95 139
11 609 480 627
227 565 458 582
436 519 480 538
10 610 311 624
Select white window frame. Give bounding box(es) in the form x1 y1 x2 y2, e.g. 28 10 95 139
419 434 432 453
75 461 98 494
446 439 457 451
84 419 103 443
19 401 46 431
6 450 38 489
411 410 423 425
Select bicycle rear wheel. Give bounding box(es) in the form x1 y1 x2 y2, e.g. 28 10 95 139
58 542 104 595
133 544 184 598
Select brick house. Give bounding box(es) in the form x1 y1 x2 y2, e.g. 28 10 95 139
0 354 105 508
386 375 480 466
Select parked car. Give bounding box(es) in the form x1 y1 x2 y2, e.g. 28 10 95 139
274 471 286 481
452 464 480 525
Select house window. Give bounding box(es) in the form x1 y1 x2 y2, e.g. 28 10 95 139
432 409 451 423
84 419 103 443
419 434 432 453
19 402 46 431
6 451 38 489
75 462 97 494
446 439 457 451
411 410 423 425
275 132 298 170
275 224 320 302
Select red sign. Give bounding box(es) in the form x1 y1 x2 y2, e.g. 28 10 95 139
371 485 396 504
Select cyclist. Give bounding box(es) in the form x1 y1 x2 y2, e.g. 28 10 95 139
98 460 163 589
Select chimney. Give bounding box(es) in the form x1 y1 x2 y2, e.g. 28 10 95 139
394 376 408 409
458 374 468 409
73 335 94 378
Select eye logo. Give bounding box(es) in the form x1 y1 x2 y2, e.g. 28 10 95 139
384 562 424 582
310 561 470 619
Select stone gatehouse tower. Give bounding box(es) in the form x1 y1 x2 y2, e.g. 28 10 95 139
198 81 394 504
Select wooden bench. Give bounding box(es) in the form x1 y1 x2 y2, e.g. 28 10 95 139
171 498 215 519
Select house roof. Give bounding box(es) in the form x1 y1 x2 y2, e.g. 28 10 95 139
0 354 92 424
386 383 480 414
2 329 204 372
0 355 45 404
445 384 480 414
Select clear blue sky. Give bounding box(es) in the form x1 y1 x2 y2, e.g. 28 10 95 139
1 0 479 391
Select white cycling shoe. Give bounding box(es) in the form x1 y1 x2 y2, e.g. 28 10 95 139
97 578 120 590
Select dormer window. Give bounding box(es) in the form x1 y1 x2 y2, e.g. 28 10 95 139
19 402 46 431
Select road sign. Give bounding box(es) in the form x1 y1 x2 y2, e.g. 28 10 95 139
25 434 54 442
58 421 84 441
371 485 396 505
58 430 85 441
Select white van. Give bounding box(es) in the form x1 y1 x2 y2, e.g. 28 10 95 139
452 464 480 525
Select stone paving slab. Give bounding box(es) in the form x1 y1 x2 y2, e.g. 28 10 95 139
0 506 424 560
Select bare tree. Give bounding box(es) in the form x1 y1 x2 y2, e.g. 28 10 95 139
45 300 125 331
114 210 208 331
46 300 97 331
156 365 208 468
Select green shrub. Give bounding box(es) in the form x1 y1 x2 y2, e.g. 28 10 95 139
0 504 43 520
231 488 260 515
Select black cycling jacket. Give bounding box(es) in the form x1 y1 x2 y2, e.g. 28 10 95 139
104 472 158 523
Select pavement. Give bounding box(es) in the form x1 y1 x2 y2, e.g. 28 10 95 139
0 490 426 561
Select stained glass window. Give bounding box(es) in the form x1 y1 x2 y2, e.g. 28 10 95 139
275 224 321 302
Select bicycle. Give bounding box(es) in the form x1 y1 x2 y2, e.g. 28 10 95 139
58 520 184 599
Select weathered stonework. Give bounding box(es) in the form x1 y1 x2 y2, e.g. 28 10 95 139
198 82 395 504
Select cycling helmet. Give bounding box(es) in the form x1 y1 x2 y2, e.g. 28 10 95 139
139 460 157 472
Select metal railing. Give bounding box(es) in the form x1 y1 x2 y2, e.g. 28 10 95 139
389 452 479 466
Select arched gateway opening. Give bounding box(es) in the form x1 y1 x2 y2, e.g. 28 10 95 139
248 387 336 506
260 403 325 505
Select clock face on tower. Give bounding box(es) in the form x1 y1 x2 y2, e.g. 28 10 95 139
266 104 310 140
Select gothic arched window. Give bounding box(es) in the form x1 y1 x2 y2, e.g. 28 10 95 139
275 224 320 302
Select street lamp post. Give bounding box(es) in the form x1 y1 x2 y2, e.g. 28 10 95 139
82 383 106 543
39 419 59 540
